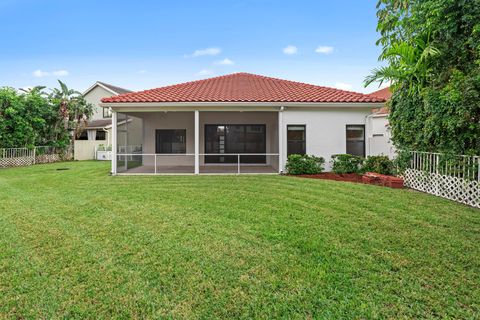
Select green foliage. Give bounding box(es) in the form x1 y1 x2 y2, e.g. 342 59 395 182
367 0 480 155
363 155 395 175
286 154 325 175
331 154 364 174
0 81 93 148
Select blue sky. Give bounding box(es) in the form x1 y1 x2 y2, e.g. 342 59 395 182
0 0 385 93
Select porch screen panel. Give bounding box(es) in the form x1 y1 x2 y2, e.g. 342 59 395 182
155 129 186 154
205 125 266 163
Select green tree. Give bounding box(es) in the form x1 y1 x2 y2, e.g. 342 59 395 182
49 80 93 145
0 81 93 148
366 0 480 155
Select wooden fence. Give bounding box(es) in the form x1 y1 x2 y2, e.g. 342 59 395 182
0 146 73 168
403 151 479 208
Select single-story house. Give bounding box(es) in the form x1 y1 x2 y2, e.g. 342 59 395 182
74 81 132 160
100 72 390 175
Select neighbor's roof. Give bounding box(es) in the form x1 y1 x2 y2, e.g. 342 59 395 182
83 81 132 96
101 73 386 104
369 87 392 100
85 119 111 129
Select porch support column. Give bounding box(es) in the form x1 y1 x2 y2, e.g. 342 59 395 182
194 110 200 174
278 106 284 173
111 109 117 175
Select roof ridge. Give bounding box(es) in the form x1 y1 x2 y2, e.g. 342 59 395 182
102 72 387 103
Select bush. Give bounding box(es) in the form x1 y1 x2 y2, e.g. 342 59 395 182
331 154 364 174
286 154 325 175
363 155 395 175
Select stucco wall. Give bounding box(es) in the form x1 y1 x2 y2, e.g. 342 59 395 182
84 86 115 120
74 140 107 160
367 115 396 158
281 108 372 171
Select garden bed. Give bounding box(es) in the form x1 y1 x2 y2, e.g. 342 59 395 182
296 172 404 188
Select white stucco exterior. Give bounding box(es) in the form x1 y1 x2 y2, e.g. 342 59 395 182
84 85 115 120
367 113 396 158
281 107 373 171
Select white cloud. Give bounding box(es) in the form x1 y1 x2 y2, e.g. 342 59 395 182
315 46 334 54
196 69 214 76
283 45 298 55
32 69 69 78
186 47 221 58
52 70 69 76
138 70 147 74
215 58 234 65
334 82 353 91
32 70 49 77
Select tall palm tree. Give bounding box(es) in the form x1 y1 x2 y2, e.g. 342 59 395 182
50 80 93 143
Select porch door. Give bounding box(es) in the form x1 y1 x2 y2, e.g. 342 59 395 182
205 125 266 163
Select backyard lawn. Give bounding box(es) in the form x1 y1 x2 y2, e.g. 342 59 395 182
0 161 479 319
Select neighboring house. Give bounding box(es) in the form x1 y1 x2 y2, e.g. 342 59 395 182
100 72 388 175
74 81 132 160
367 87 395 158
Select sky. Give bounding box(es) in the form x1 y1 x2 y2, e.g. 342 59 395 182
0 0 386 94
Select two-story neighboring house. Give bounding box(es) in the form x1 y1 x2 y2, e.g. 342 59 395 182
74 82 131 160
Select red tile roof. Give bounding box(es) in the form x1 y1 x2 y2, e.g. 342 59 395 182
369 87 392 100
102 72 386 104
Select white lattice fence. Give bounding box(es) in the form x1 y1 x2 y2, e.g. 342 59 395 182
403 151 479 209
404 169 479 208
0 146 72 168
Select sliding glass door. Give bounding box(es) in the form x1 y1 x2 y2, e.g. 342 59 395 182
205 125 266 163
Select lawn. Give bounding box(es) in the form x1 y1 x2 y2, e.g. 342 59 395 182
0 161 479 319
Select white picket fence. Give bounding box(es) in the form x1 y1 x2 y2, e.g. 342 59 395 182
0 146 73 168
403 151 479 208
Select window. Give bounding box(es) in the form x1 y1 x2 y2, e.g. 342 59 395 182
96 130 106 140
77 131 88 140
346 125 365 157
103 107 112 118
287 125 306 156
155 129 186 154
205 124 266 163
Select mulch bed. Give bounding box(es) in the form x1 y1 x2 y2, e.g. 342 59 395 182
297 172 363 183
295 172 404 189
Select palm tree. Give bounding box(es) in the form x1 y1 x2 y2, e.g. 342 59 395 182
365 37 440 94
50 80 93 143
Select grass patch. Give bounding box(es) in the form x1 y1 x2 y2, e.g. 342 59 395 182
0 161 479 318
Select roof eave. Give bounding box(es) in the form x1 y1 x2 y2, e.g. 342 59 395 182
100 101 385 109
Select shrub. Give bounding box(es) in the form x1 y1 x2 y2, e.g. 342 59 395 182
286 154 325 175
331 154 364 174
363 155 395 175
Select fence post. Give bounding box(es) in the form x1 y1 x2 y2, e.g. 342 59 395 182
237 154 240 175
33 147 36 165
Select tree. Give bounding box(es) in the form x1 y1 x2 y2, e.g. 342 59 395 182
366 0 480 155
49 80 93 145
0 81 93 148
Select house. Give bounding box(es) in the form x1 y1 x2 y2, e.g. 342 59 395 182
366 87 395 158
99 72 388 175
73 81 132 160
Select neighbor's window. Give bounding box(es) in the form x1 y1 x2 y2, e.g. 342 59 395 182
287 125 306 156
155 129 186 154
77 131 88 140
103 107 112 118
96 130 106 140
346 125 365 157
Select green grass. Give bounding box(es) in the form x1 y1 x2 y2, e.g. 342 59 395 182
0 161 479 319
